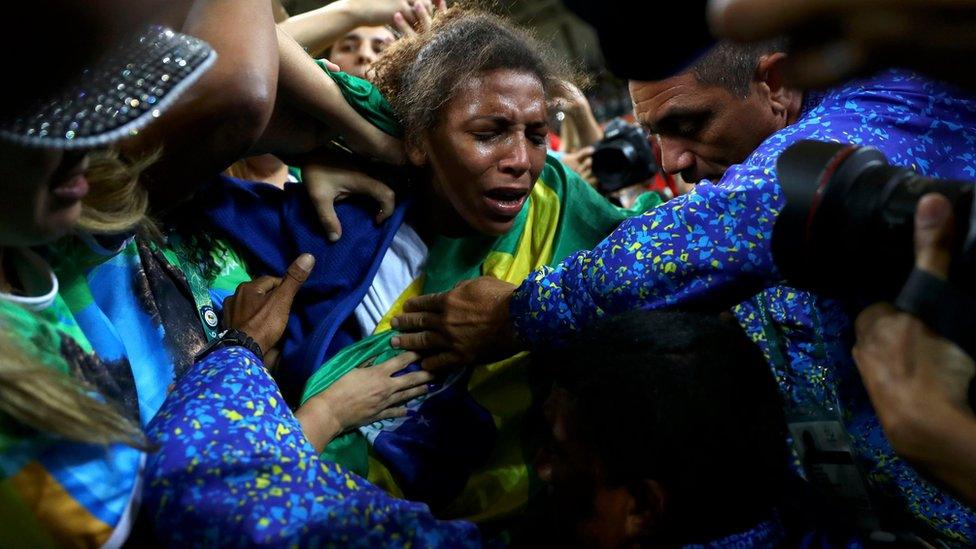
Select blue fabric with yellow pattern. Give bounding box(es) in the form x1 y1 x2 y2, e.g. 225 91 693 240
510 69 976 544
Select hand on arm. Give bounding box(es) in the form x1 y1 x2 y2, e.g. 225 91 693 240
295 352 433 453
853 193 976 506
391 277 522 372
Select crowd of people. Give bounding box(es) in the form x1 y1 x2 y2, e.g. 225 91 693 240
2 0 975 547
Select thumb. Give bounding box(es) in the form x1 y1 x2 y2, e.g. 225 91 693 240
914 193 955 280
272 253 315 310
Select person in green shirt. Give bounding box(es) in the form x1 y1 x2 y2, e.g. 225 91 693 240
298 6 662 528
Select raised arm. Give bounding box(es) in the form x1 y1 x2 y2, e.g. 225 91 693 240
279 0 429 58
127 0 279 210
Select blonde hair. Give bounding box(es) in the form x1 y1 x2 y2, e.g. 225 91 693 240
0 330 149 449
77 149 157 235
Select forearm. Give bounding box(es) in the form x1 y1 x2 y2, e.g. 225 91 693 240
263 28 400 161
130 0 278 209
564 104 603 149
278 0 360 58
510 173 779 346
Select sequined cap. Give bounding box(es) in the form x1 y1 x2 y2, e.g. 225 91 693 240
0 25 215 150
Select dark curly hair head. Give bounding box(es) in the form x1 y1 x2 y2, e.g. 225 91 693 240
369 3 577 149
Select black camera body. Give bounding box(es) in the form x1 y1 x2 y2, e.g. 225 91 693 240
773 140 975 299
591 118 657 194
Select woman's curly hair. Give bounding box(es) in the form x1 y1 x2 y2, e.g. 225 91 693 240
369 3 578 148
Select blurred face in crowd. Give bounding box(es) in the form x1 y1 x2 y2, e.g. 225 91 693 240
535 387 658 548
412 68 549 237
629 55 801 183
0 142 90 246
329 26 395 80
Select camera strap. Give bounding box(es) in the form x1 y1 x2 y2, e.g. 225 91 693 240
754 292 893 541
895 268 976 360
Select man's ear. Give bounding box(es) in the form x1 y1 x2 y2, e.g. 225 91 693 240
756 53 802 123
624 479 668 540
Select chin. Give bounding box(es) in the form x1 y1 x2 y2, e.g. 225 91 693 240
479 219 516 237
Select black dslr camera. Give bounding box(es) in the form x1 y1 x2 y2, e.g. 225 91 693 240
591 118 657 194
772 140 976 356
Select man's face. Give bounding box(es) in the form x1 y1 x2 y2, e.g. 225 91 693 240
630 72 787 183
535 387 648 548
330 26 395 80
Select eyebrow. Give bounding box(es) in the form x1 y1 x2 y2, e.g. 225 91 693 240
644 105 710 135
469 115 549 128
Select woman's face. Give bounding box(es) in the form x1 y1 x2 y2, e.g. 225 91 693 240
416 69 549 236
0 141 89 246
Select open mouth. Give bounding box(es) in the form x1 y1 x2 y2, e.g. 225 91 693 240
483 187 529 218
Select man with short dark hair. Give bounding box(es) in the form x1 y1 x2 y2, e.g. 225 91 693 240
531 310 789 547
391 41 976 543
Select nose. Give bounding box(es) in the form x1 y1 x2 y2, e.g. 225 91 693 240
658 136 696 177
498 135 531 178
358 43 377 65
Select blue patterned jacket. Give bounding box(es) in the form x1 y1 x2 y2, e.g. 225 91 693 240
510 69 976 544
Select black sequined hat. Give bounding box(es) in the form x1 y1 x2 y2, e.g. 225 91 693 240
0 25 215 150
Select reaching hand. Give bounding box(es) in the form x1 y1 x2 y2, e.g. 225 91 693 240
390 277 521 372
344 0 434 28
303 156 396 242
853 194 976 504
561 146 597 187
295 352 433 453
392 0 446 37
222 254 315 359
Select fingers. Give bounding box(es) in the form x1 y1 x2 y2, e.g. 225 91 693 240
413 0 433 32
272 253 315 309
374 406 408 421
401 291 446 314
420 352 464 372
393 368 434 391
390 311 440 331
348 175 396 223
378 351 421 374
389 384 429 406
393 11 416 36
390 330 447 352
855 302 898 342
436 0 447 12
308 184 342 242
322 58 341 72
914 193 955 280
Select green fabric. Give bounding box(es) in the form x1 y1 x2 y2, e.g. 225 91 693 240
317 62 403 139
301 156 661 476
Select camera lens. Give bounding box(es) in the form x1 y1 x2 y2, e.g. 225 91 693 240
773 140 974 300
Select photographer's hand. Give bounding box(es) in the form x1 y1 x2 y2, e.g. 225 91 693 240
853 193 976 507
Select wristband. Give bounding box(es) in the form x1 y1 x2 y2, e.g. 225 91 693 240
194 328 264 364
